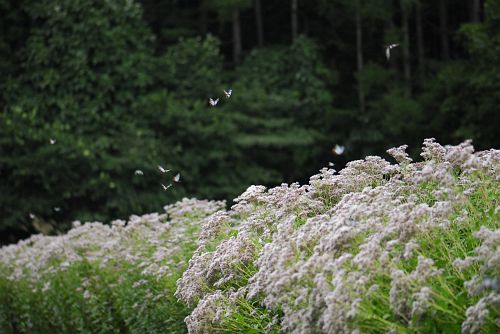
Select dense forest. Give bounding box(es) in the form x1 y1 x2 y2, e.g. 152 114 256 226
0 0 499 243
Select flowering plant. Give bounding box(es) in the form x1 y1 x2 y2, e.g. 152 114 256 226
1 139 498 333
177 139 499 333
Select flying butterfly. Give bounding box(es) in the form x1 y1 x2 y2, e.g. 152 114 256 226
224 89 232 98
333 144 345 155
158 165 170 173
173 173 181 183
209 98 219 107
161 183 172 191
385 43 399 60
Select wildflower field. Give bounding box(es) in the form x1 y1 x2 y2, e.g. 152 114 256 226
1 139 498 334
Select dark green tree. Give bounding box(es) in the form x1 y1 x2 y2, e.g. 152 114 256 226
228 36 338 184
0 0 159 237
421 0 500 149
206 0 252 64
137 35 244 200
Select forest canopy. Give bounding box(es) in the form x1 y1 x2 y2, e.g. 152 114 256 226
0 0 498 243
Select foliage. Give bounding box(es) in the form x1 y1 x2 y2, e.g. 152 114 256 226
136 35 337 203
1 0 499 331
1 0 500 242
0 0 159 236
229 36 337 183
176 139 500 333
0 198 224 333
158 34 224 99
2 141 498 333
421 0 500 149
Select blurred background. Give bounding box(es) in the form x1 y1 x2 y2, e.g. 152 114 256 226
0 0 498 244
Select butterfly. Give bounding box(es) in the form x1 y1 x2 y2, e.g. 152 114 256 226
158 165 170 173
385 43 399 60
328 162 335 167
134 170 144 176
209 98 219 106
54 207 61 212
161 183 172 191
29 213 35 219
50 138 56 145
333 144 345 155
224 89 232 98
173 173 181 183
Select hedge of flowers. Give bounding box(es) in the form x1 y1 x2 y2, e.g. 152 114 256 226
1 139 499 333
0 199 225 333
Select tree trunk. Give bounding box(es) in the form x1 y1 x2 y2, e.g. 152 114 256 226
355 0 365 114
200 0 208 35
439 0 450 59
255 0 264 46
415 0 425 82
401 0 412 96
291 0 298 42
471 0 481 22
232 8 243 64
384 0 398 74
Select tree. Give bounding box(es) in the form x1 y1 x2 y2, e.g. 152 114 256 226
346 0 388 113
415 0 425 82
439 0 450 59
255 0 264 46
0 0 157 235
206 0 251 64
401 0 412 96
232 8 243 63
201 0 209 34
355 0 365 113
292 0 299 41
471 0 481 22
0 0 28 109
229 36 337 184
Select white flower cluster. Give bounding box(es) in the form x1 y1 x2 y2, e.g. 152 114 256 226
0 198 225 289
176 139 499 333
